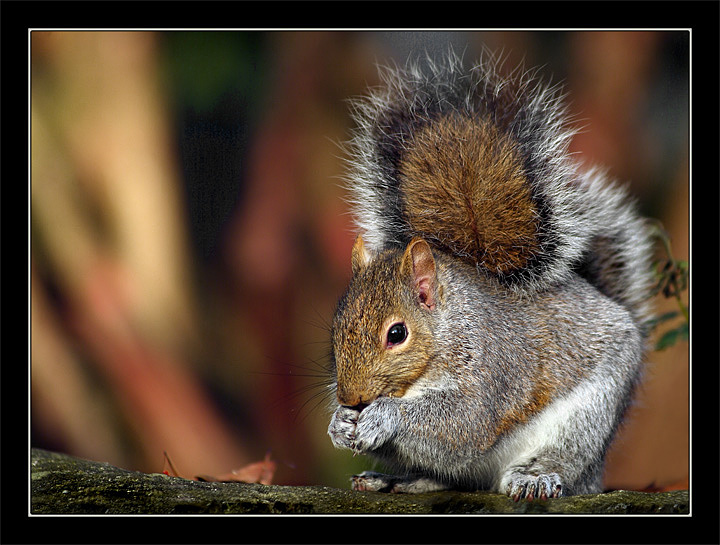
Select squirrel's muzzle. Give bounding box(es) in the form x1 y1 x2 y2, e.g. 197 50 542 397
336 385 377 408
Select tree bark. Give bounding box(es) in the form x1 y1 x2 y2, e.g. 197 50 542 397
30 448 688 515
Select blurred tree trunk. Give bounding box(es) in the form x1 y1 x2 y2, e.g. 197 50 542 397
31 31 249 475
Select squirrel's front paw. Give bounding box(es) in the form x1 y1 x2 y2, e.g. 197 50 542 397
328 405 360 450
501 471 563 501
353 398 399 453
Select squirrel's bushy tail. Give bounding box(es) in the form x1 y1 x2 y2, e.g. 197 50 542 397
343 49 655 328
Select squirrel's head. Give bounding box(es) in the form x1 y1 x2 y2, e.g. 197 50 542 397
331 236 441 408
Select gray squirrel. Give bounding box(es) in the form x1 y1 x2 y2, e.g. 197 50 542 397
327 50 655 500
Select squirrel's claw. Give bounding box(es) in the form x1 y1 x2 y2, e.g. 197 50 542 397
505 472 563 502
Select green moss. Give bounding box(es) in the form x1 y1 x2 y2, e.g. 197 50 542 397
30 449 688 515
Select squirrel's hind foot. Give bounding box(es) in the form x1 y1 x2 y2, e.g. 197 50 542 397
351 471 448 494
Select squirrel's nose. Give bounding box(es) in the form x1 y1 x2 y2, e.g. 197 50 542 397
337 389 374 409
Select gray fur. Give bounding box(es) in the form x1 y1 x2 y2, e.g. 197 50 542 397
329 255 646 497
328 50 655 499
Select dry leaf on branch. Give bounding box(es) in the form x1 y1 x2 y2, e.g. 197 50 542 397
163 451 276 485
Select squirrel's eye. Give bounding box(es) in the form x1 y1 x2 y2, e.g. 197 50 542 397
386 322 408 347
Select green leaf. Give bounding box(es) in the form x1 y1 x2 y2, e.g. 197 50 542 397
655 323 689 351
647 311 680 330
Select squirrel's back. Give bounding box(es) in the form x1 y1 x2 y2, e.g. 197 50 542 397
344 50 654 328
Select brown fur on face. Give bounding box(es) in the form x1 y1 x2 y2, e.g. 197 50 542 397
398 114 539 275
333 240 438 407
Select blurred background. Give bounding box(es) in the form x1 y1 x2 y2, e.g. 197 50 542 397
30 30 689 491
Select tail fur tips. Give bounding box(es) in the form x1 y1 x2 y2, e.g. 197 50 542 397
343 49 654 324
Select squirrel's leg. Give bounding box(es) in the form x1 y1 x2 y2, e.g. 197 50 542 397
496 391 608 501
352 471 448 493
496 404 602 501
496 333 641 500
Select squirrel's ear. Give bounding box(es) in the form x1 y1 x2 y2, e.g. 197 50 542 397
351 235 372 274
402 238 437 311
